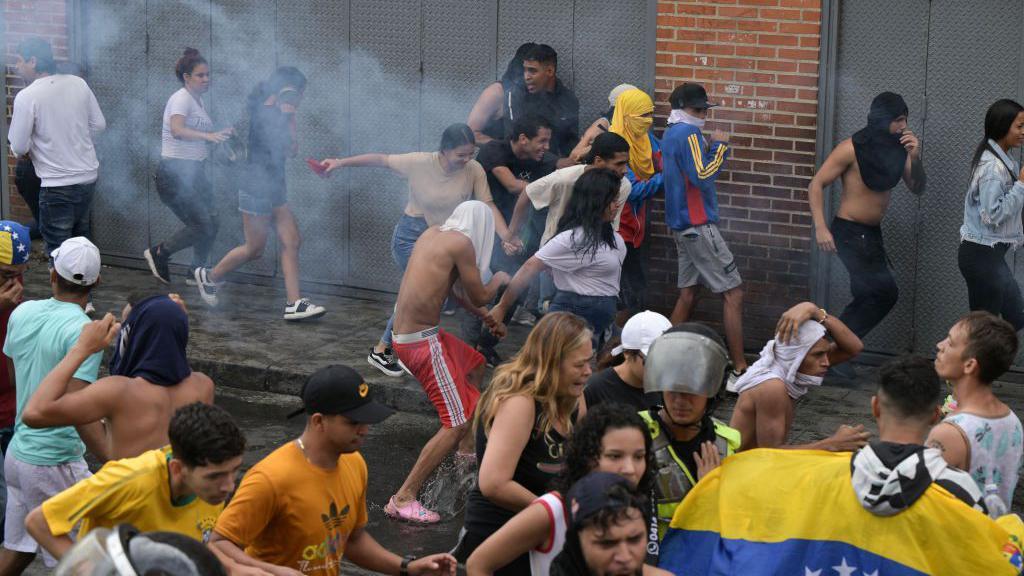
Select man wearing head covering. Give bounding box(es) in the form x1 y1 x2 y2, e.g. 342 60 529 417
20 294 213 461
729 301 870 451
610 88 664 316
387 201 510 523
808 92 926 353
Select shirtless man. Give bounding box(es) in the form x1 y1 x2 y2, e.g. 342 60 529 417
21 294 213 460
386 201 509 523
729 301 870 451
809 92 925 344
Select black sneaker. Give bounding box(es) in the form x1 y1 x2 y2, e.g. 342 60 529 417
478 345 503 368
143 245 171 284
283 298 326 321
367 347 404 377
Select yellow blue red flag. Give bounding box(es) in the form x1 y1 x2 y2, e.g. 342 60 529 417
660 449 1023 575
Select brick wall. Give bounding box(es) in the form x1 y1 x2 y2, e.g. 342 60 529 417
651 0 822 348
4 0 70 224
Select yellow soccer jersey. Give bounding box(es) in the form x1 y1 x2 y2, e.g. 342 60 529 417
42 446 223 542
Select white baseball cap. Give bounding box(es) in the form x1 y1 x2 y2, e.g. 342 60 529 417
50 237 101 286
612 310 672 356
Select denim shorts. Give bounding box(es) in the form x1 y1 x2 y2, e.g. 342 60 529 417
238 166 287 216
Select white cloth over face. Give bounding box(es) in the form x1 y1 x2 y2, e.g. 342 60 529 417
732 320 827 399
440 200 495 284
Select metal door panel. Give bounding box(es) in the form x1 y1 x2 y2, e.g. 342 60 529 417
572 1 651 129
146 0 212 267
207 0 278 277
347 0 422 292
914 0 1021 358
826 0 928 354
84 0 149 258
277 0 351 285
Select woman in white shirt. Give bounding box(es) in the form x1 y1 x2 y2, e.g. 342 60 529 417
144 48 232 285
488 168 626 349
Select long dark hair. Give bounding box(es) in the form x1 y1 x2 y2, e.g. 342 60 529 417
174 48 206 83
970 99 1024 179
554 403 655 498
500 42 537 87
438 123 475 152
556 168 620 261
246 66 307 117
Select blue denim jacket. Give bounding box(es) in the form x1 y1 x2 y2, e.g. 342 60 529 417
960 140 1024 247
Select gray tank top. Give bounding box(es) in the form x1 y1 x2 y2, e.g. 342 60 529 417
944 411 1024 515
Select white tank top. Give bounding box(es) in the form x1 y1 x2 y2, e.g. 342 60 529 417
944 410 1024 515
530 492 568 575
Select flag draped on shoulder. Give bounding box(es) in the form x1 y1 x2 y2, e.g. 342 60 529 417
660 449 1024 575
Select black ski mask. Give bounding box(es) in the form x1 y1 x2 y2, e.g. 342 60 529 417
852 92 909 192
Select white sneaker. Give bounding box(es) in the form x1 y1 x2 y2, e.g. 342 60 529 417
510 306 536 327
283 298 326 321
726 369 745 394
194 267 222 307
84 301 96 316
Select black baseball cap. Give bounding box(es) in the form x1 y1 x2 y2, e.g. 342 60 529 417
566 471 636 529
286 365 395 424
669 82 718 110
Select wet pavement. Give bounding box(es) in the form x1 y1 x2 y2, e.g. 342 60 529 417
14 258 1024 573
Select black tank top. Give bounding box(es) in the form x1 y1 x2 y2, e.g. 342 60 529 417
464 400 574 536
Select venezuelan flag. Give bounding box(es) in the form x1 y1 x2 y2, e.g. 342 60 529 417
660 449 1023 575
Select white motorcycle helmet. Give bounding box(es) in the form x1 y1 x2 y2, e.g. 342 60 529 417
56 524 225 576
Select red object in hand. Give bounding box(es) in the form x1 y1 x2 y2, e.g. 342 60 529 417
306 158 328 178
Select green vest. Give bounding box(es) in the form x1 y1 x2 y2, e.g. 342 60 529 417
639 409 741 538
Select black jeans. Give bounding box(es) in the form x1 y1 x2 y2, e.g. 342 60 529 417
155 158 219 268
618 241 648 312
831 217 899 338
13 159 41 238
958 240 1024 330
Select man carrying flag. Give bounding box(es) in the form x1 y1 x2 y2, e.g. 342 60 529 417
660 355 1023 575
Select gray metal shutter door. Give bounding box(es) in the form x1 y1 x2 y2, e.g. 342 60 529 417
914 0 1022 358
85 0 149 259
827 0 928 354
278 0 351 286
346 0 422 292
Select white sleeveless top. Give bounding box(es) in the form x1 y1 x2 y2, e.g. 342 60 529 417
530 492 568 575
944 411 1024 515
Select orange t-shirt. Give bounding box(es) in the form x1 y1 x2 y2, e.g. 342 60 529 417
214 442 368 575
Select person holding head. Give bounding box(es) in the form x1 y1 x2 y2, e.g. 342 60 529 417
8 37 105 255
24 402 246 561
659 357 1011 576
56 524 229 576
144 48 233 285
584 310 671 411
466 404 657 576
467 42 537 146
454 312 592 572
386 201 509 523
549 472 671 576
319 123 510 377
728 301 870 452
928 312 1023 517
609 89 664 318
488 170 627 350
193 66 326 322
957 100 1024 329
210 365 456 576
21 294 214 460
662 83 748 387
0 237 107 575
567 84 638 165
809 92 924 348
637 323 740 538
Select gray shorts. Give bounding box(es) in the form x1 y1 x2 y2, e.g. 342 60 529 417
673 223 742 293
4 455 90 566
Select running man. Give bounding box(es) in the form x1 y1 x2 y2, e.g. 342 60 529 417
21 295 213 460
808 92 925 344
387 201 509 523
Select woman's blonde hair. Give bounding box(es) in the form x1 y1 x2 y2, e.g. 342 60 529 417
475 312 592 438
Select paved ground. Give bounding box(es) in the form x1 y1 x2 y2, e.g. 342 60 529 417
15 259 1024 573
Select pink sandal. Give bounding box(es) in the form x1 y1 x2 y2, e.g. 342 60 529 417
384 496 441 524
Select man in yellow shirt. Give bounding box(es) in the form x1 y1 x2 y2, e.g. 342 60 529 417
24 402 245 560
210 365 456 576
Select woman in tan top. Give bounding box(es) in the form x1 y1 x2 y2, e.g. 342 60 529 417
321 123 513 377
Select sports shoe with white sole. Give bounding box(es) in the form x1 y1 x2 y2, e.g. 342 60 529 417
143 246 171 284
725 369 745 394
283 298 326 321
193 267 222 307
510 306 536 327
367 347 404 377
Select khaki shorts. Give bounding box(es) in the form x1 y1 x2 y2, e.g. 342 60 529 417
673 223 742 293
